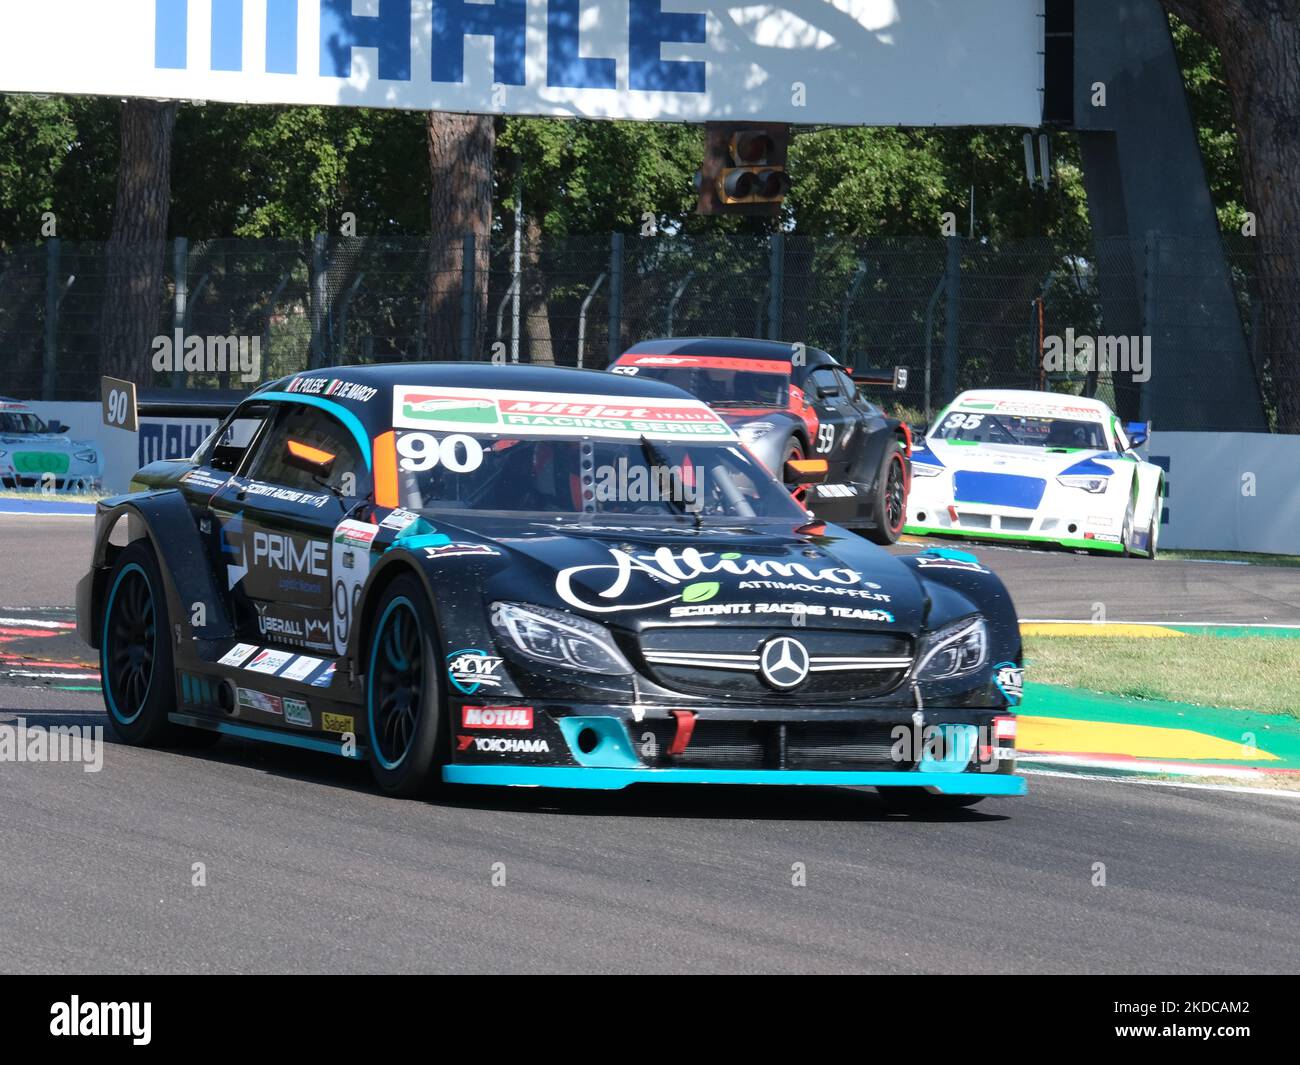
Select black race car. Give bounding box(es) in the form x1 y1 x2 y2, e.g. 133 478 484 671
610 338 911 544
77 363 1025 807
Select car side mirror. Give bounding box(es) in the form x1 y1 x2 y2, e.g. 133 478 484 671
1125 421 1149 448
784 457 828 486
50 422 68 434
285 439 336 479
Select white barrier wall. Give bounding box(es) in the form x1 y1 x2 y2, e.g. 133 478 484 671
1147 432 1300 555
17 405 1300 555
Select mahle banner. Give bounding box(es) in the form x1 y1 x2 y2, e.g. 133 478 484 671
0 1 1043 125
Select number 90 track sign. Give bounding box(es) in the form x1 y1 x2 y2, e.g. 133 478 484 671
101 376 139 433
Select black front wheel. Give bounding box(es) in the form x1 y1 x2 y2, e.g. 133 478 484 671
365 575 446 796
100 541 184 746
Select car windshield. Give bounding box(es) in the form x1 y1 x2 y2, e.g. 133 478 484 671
616 363 789 408
392 433 807 523
0 410 50 434
933 411 1108 450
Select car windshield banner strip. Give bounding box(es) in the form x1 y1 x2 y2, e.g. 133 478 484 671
391 386 737 442
620 354 792 375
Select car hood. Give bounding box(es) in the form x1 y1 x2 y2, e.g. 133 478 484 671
420 514 929 633
917 439 1126 478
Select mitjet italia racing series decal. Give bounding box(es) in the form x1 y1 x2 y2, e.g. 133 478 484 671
392 385 736 441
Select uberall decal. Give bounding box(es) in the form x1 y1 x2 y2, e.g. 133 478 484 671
592 457 704 512
1042 328 1151 384
50 996 150 1045
151 329 261 383
556 547 869 613
0 719 103 773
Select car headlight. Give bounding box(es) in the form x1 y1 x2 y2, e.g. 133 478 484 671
75 450 98 463
490 601 633 675
736 421 777 446
1056 475 1107 493
915 616 988 680
910 462 943 478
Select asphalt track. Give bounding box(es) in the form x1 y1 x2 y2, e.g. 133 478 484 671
1 513 1298 973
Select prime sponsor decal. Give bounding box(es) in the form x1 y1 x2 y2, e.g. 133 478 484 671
556 547 872 614
252 532 328 576
447 650 504 695
392 386 735 442
460 705 533 730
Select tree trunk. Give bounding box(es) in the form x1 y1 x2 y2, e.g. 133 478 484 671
100 99 177 383
522 214 555 364
1163 0 1300 430
425 112 495 360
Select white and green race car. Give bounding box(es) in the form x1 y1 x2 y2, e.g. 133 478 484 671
904 390 1164 557
0 397 102 492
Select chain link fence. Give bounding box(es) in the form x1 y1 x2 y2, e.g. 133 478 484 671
0 232 1288 430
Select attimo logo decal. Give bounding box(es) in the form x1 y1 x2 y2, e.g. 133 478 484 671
153 0 707 93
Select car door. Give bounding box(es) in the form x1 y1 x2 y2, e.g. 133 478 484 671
207 401 372 660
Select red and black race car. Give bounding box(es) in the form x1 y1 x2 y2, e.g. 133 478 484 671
610 337 912 544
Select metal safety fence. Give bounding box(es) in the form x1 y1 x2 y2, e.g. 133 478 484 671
0 232 1290 431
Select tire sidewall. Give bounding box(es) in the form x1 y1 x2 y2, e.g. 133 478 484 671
865 447 907 545
365 576 446 796
100 541 176 745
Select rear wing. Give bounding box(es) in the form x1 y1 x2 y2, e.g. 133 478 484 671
850 366 909 391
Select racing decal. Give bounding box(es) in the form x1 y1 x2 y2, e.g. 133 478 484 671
310 663 337 689
331 519 377 655
253 603 332 649
461 705 533 729
457 735 550 754
617 354 791 375
218 643 259 667
993 662 1024 705
245 648 294 676
423 543 500 560
240 480 332 509
669 600 894 623
379 507 421 533
954 397 1104 420
181 468 229 493
447 650 505 695
284 376 379 403
220 511 249 590
283 697 312 728
392 386 736 442
816 424 836 453
320 713 354 735
280 655 326 683
911 555 989 575
555 547 870 614
237 687 282 716
815 484 857 498
396 431 485 474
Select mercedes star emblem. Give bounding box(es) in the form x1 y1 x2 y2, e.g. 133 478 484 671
759 636 811 690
